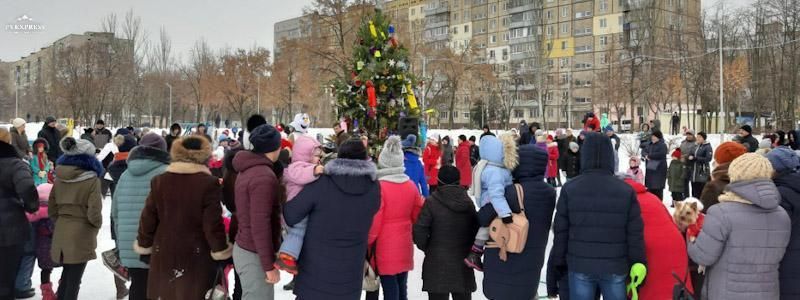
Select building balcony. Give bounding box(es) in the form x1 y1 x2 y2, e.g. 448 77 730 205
424 20 449 30
508 19 536 29
426 33 450 42
424 5 450 16
508 35 536 45
508 3 537 15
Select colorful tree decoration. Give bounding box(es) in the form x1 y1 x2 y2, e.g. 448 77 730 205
331 9 420 148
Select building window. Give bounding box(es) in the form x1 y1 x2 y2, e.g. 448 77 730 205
491 4 497 13
514 109 525 118
561 41 567 49
600 36 608 46
546 10 552 20
439 111 449 119
561 7 568 17
453 26 458 34
547 25 553 36
600 0 609 12
465 25 470 33
490 35 497 43
561 23 569 34
463 111 470 119
560 57 569 67
530 109 540 118
490 19 496 30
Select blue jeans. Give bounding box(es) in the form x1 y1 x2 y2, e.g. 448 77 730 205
279 216 307 258
568 272 627 300
15 225 35 291
380 272 408 300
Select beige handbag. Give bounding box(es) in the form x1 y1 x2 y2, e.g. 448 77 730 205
487 183 529 261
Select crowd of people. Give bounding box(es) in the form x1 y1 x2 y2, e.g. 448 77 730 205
1 112 800 300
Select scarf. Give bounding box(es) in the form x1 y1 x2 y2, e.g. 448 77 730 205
377 166 409 183
114 152 130 161
37 152 46 170
470 160 504 200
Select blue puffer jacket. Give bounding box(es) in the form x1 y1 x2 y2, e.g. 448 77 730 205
404 150 429 197
112 146 170 269
478 135 516 217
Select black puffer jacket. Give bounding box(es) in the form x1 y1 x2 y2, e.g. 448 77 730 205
776 172 800 299
0 141 39 247
644 140 668 190
740 134 759 152
413 185 478 294
37 126 62 163
549 133 646 276
479 145 557 300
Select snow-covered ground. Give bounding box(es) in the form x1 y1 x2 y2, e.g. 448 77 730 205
17 124 740 299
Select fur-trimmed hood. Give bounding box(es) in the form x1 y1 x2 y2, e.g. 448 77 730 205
170 136 212 165
56 154 104 178
0 141 20 159
580 132 615 173
324 158 378 196
478 133 519 170
126 146 170 176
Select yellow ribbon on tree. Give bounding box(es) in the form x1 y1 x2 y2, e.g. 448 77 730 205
369 21 377 38
406 84 418 109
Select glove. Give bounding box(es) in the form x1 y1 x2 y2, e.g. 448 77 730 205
626 263 647 300
502 216 513 224
39 171 47 178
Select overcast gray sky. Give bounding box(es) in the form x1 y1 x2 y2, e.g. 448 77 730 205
1 0 753 63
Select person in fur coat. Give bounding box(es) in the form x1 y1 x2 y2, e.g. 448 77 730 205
135 136 232 300
30 138 53 186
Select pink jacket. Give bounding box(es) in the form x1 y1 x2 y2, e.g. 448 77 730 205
27 183 52 222
284 136 321 201
368 180 424 275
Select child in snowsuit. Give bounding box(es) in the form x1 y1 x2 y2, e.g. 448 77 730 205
26 183 58 299
668 148 686 204
627 156 645 184
465 133 518 271
275 135 324 274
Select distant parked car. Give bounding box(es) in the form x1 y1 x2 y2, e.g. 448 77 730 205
612 120 633 133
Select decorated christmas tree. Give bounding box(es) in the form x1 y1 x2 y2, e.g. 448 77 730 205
332 9 420 148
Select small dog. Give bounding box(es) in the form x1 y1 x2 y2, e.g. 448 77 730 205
674 197 707 274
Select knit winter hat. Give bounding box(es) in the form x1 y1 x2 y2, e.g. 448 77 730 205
338 139 368 160
400 134 417 149
740 124 753 134
428 132 440 142
37 183 53 202
569 142 579 152
60 136 96 156
652 130 664 140
759 139 773 150
45 116 56 125
715 142 748 164
728 153 775 182
116 135 138 152
115 128 131 137
12 118 25 128
139 133 167 151
246 114 267 133
766 147 800 174
437 165 460 186
249 124 281 154
672 148 682 159
378 136 404 169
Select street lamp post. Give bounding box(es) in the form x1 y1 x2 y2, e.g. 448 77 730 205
257 75 261 114
166 83 173 125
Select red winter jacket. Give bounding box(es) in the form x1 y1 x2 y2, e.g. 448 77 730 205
423 143 441 186
584 117 601 132
368 180 424 275
625 179 694 298
455 142 472 187
546 143 560 179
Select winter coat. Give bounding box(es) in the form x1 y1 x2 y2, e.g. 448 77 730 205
368 179 424 276
423 143 441 186
699 163 731 213
680 139 698 162
469 144 480 167
608 133 621 152
165 134 180 152
441 143 454 167
583 118 601 132
626 179 693 299
688 142 713 183
93 127 113 150
644 140 668 190
557 137 569 171
688 179 791 300
455 142 472 187
37 126 62 163
30 151 52 186
563 150 580 178
233 151 282 273
668 159 686 193
546 142 560 178
49 155 103 264
775 172 800 299
481 145 556 300
221 145 243 243
107 152 129 197
284 135 321 201
477 135 515 218
112 146 169 269
10 126 31 156
0 141 38 247
740 134 759 153
404 150 429 197
136 162 230 300
549 133 646 276
283 158 380 300
413 185 478 294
